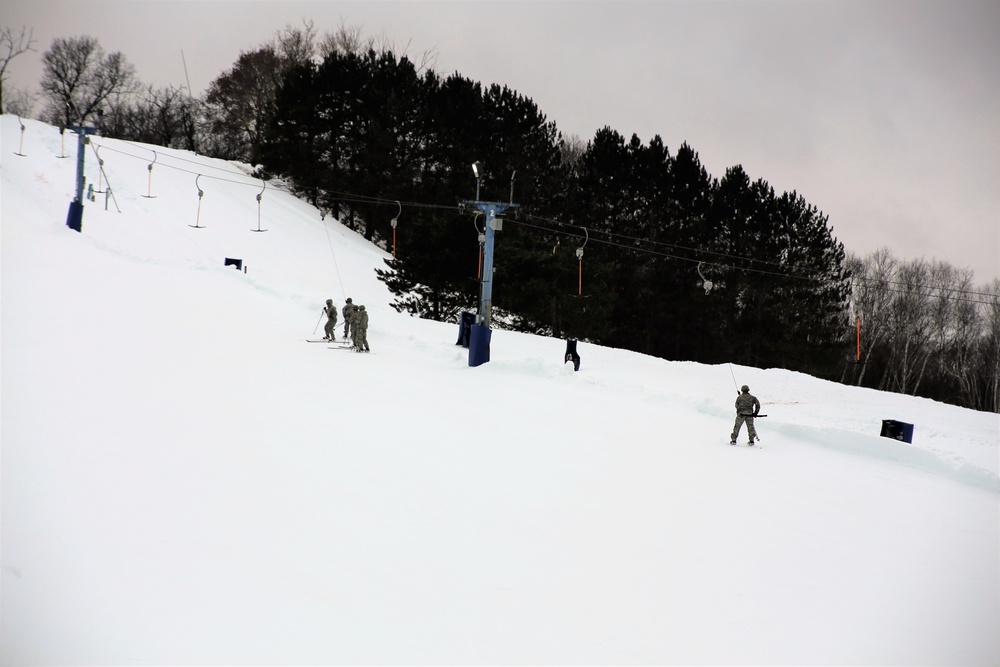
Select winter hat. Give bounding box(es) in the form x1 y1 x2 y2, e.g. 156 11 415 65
346 297 353 303
741 385 750 393
326 299 333 305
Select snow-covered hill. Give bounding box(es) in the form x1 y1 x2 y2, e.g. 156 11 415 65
2 116 998 665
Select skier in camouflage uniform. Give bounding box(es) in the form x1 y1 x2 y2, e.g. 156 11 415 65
342 298 357 341
353 304 370 352
323 299 338 341
730 384 760 445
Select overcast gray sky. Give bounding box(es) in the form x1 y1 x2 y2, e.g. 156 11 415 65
5 0 999 282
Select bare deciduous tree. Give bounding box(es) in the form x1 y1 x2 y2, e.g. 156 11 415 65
273 19 317 67
202 47 283 161
0 24 36 113
318 20 371 58
40 35 137 128
849 248 999 410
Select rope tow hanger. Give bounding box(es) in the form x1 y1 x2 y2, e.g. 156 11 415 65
94 145 106 193
57 125 70 158
473 210 485 279
142 149 158 198
252 179 268 232
14 116 27 156
576 226 589 296
391 200 401 258
190 174 205 228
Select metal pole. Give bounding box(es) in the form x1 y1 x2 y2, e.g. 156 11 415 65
74 131 87 202
479 204 497 327
66 126 96 232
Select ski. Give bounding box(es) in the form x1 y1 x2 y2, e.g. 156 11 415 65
306 339 338 343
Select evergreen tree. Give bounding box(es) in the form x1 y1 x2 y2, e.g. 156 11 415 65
653 142 725 362
567 128 644 350
257 61 324 203
375 72 490 321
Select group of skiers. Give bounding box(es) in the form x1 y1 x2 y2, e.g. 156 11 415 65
322 297 370 352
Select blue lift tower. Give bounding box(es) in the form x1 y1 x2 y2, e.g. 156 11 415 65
65 124 99 232
462 165 519 366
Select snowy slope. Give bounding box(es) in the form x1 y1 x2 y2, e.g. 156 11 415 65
2 116 998 665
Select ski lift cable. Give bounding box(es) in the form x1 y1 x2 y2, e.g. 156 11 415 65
512 214 995 303
77 139 996 303
527 211 999 300
322 214 348 299
91 141 265 188
507 217 994 305
522 210 798 273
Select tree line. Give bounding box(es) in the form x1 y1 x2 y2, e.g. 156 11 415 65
846 251 999 411
3 21 997 412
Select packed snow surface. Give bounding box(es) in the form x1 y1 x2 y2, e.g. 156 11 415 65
2 116 998 665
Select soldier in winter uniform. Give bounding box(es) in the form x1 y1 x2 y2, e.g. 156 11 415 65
354 304 370 352
730 385 760 445
342 298 357 341
323 299 338 341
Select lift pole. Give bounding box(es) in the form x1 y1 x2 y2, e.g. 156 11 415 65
66 125 98 232
461 198 519 366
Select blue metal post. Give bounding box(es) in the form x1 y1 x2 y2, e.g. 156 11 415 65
461 199 518 366
66 126 97 232
479 203 497 327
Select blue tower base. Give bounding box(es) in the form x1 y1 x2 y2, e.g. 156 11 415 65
66 200 83 232
469 324 491 367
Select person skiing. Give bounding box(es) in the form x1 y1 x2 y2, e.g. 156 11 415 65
323 299 338 341
354 304 370 352
342 298 357 341
730 384 760 445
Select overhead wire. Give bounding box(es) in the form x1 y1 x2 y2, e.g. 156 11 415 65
87 138 997 306
513 213 997 306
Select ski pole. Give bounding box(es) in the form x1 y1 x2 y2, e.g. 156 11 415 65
313 309 325 335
